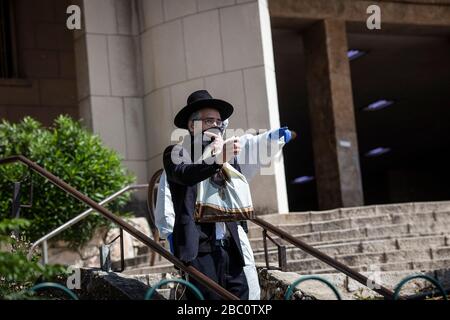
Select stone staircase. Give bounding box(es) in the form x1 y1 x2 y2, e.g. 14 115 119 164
249 202 450 275
112 201 450 299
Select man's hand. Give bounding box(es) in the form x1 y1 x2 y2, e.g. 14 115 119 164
268 126 297 143
203 131 224 155
204 132 240 163
220 136 241 163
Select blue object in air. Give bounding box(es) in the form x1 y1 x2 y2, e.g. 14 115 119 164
167 233 174 254
269 126 293 143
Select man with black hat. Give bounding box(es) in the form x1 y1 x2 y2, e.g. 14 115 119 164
163 90 249 300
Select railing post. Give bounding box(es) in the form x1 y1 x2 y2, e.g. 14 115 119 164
278 245 287 271
262 229 269 269
100 245 112 272
120 228 125 272
42 240 48 265
11 182 21 219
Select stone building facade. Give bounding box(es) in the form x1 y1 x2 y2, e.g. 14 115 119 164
1 0 449 213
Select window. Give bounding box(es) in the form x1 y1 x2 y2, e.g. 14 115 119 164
0 0 18 78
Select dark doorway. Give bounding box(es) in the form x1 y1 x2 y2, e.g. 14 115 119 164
273 24 450 211
348 32 450 204
272 28 318 211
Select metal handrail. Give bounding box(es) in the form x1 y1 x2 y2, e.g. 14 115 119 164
0 155 239 300
251 216 395 299
27 184 148 263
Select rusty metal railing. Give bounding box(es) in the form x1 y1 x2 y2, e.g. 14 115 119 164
27 184 148 269
262 229 287 271
0 155 239 300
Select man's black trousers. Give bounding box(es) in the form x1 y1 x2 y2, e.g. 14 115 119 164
185 242 249 300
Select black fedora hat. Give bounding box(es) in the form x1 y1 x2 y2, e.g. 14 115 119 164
174 90 233 129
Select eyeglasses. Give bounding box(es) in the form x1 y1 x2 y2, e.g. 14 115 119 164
194 117 223 127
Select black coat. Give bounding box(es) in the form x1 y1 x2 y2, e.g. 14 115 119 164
163 144 246 266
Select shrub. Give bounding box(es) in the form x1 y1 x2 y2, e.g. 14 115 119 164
0 116 135 247
0 218 67 299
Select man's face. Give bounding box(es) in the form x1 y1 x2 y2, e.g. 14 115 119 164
189 108 222 133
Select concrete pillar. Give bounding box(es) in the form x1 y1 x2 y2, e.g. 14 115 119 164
73 0 148 187
303 19 364 210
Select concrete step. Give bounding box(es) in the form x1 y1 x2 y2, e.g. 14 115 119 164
282 247 450 272
299 259 450 275
253 233 449 255
248 214 392 238
255 201 450 226
253 234 449 264
112 252 172 270
257 259 450 276
255 206 383 225
122 263 176 275
248 211 450 239
249 222 450 251
135 239 171 256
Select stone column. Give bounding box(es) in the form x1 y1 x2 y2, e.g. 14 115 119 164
73 0 148 187
303 19 364 210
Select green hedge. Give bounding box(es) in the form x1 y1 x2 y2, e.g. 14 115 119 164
0 116 135 247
